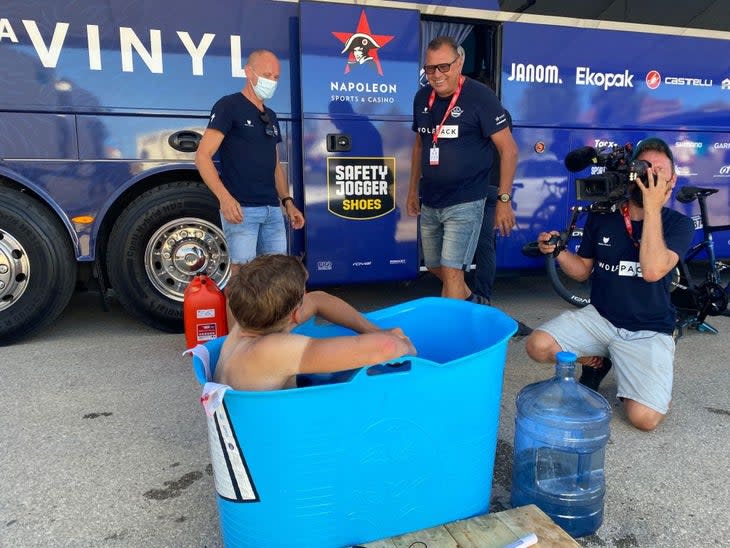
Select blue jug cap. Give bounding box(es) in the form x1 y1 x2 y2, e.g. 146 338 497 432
556 351 577 363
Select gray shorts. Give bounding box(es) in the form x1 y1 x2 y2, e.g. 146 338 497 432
420 198 485 271
537 305 675 414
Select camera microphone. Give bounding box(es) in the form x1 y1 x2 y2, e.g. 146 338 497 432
564 146 598 172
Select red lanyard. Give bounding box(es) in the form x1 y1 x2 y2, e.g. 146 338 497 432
427 76 464 146
621 203 640 248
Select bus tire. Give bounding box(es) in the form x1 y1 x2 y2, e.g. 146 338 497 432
0 189 76 345
106 182 229 333
545 227 591 308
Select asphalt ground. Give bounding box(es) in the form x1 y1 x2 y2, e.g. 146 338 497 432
1 272 728 547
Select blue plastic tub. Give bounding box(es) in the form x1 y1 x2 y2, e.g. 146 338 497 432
191 297 516 548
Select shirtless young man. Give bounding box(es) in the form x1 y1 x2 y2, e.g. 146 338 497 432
214 254 416 390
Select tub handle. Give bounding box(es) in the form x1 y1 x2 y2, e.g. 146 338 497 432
366 360 412 376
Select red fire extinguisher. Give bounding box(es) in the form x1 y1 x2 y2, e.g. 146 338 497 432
183 275 228 349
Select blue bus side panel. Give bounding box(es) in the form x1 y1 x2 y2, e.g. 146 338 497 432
0 0 299 260
302 118 418 284
500 23 730 265
501 23 730 130
499 127 572 270
0 113 77 159
0 0 297 116
299 2 420 119
3 2 730 271
299 2 421 284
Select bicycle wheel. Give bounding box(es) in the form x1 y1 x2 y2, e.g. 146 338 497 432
706 259 730 316
546 227 591 308
678 260 730 314
720 260 730 316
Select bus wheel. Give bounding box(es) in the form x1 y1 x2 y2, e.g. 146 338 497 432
0 189 76 345
106 182 230 332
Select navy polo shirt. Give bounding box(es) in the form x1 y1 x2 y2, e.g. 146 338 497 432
207 93 283 206
579 208 694 334
412 78 509 208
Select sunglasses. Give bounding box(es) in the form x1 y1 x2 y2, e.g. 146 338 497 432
259 111 276 137
423 56 460 75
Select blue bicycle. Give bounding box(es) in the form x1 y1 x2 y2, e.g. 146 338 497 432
672 185 730 335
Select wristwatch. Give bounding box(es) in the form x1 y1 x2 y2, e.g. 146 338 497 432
497 192 512 203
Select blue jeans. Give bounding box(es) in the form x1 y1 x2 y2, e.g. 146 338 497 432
473 186 498 300
220 205 286 264
420 198 485 271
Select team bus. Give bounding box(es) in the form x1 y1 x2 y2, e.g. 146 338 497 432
1 0 729 343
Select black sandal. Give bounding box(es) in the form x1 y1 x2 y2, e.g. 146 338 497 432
579 357 613 391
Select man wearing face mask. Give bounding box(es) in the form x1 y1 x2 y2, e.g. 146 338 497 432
196 49 305 282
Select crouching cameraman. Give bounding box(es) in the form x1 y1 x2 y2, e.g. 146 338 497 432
525 138 694 431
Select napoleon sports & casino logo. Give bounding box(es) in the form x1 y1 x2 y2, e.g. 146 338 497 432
327 10 398 221
329 9 397 104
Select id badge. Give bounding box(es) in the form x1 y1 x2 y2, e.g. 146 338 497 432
429 146 439 166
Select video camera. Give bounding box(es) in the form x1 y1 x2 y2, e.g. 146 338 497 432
564 143 651 202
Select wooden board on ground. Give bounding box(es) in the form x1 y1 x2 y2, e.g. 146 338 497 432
360 504 581 548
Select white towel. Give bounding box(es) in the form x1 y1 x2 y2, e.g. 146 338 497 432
200 382 230 416
183 344 230 416
182 344 212 381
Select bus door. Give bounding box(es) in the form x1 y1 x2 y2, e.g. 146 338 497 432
299 1 421 286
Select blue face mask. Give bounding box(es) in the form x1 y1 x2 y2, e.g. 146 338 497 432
251 69 278 100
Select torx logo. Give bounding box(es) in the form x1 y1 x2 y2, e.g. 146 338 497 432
594 139 617 148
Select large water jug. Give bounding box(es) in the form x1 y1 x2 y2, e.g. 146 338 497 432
511 351 612 537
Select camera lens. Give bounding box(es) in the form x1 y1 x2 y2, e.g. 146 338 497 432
629 159 651 186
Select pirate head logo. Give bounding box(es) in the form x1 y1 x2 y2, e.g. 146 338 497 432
332 9 394 76
342 33 380 66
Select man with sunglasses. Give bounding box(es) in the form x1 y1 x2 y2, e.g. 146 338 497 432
196 49 305 284
407 36 518 304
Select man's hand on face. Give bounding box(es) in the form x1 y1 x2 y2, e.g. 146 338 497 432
638 168 673 212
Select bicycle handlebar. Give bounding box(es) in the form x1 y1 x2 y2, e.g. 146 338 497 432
522 234 565 258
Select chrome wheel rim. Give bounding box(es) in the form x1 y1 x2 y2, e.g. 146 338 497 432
144 217 230 302
0 230 30 311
